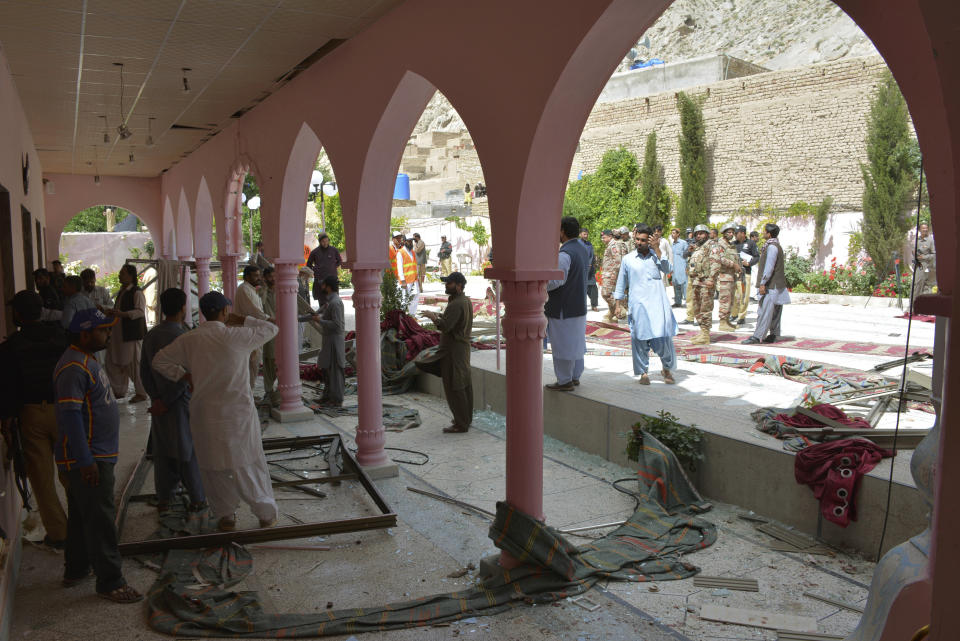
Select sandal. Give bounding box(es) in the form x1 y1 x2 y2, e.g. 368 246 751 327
97 584 143 604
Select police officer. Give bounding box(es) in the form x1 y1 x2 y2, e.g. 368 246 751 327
688 225 719 345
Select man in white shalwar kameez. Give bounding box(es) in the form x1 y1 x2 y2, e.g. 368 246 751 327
234 265 272 390
152 291 279 531
614 225 679 385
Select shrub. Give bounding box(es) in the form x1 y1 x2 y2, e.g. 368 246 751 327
638 131 671 229
337 266 352 289
676 91 707 230
784 249 813 289
626 410 703 472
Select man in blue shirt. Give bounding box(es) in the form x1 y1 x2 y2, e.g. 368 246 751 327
60 275 96 330
55 308 142 603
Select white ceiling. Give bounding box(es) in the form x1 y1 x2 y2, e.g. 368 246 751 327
0 0 404 177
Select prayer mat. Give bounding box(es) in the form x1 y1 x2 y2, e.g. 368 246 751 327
144 445 716 637
676 330 932 359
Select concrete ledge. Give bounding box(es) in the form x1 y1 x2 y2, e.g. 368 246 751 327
270 404 315 423
361 461 400 480
417 355 926 560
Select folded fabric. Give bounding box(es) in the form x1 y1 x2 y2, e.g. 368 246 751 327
775 403 872 430
794 438 894 527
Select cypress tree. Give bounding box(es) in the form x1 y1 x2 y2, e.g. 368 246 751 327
860 71 917 281
639 131 670 229
676 91 707 230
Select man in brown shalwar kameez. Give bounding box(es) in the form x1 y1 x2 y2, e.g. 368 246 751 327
417 271 474 433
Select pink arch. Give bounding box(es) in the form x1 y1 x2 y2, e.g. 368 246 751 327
176 188 193 259
349 71 437 267
193 177 215 259
274 122 323 262
161 196 176 259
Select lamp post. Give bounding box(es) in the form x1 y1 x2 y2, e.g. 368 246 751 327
246 195 261 260
309 169 337 232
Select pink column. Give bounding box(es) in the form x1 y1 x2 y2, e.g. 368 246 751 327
178 256 192 325
270 260 313 422
498 277 549 568
195 256 211 297
352 268 392 471
221 254 238 300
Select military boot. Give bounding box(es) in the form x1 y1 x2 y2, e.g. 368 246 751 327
689 329 711 345
718 320 738 332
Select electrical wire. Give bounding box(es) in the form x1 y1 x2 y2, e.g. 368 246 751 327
347 444 430 466
876 159 924 560
611 477 643 511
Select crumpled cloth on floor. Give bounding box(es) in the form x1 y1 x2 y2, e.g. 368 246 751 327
794 438 894 527
775 403 873 430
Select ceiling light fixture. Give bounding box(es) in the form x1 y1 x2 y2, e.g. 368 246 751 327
146 117 155 148
100 115 110 143
129 150 135 163
94 174 101 185
114 62 132 139
181 67 192 94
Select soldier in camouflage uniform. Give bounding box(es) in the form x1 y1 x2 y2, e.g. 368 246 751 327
600 229 626 322
688 224 719 345
716 222 743 332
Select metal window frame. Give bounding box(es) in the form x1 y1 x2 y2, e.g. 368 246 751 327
116 434 396 556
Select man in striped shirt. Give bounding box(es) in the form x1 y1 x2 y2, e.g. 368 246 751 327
55 308 142 603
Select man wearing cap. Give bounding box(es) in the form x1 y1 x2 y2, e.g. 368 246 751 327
600 229 625 322
139 288 205 513
418 272 474 431
152 291 280 531
545 217 589 391
438 235 453 277
688 225 718 344
716 222 742 333
234 265 272 391
394 234 420 315
54 308 142 603
733 225 760 325
306 232 342 306
305 275 345 407
0 291 69 549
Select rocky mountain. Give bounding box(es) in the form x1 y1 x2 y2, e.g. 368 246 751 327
413 0 876 135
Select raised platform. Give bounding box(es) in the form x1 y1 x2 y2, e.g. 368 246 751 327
418 347 930 559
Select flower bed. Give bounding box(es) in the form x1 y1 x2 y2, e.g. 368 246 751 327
786 253 910 298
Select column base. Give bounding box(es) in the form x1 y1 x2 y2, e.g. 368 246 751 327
269 404 315 423
478 553 520 579
359 461 399 480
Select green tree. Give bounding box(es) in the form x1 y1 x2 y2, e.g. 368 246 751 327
638 131 671 229
241 175 261 252
63 205 139 232
563 146 642 250
314 192 344 250
676 91 707 230
860 71 918 280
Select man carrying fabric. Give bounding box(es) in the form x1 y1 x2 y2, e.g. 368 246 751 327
417 272 474 432
733 225 760 325
60 275 96 331
104 264 147 402
80 268 113 310
670 228 689 308
413 232 428 290
600 229 625 322
234 265 272 390
0 291 69 549
614 225 678 385
258 267 280 406
912 222 936 300
688 225 719 345
306 275 346 407
545 217 589 391
438 235 453 277
152 292 279 531
743 223 790 345
139 288 205 513
580 227 599 312
716 222 742 333
55 308 141 603
306 232 342 306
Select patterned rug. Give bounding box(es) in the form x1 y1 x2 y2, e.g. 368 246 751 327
675 329 931 358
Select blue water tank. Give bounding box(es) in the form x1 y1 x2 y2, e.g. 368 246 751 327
394 173 410 200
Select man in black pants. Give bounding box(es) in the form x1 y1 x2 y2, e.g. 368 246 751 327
580 227 599 311
55 308 141 603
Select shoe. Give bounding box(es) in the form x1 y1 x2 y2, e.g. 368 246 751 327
129 394 148 403
638 373 650 385
718 321 738 332
545 381 575 392
680 319 696 325
662 369 675 384
741 337 761 344
591 307 599 312
42 536 65 550
689 330 710 345
258 517 278 528
97 584 143 604
218 515 237 531
736 318 746 326
762 335 778 344
442 424 469 433
572 379 580 386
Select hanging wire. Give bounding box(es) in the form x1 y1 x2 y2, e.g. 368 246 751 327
876 159 924 560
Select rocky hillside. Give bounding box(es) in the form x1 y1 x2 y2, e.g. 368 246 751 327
413 0 876 135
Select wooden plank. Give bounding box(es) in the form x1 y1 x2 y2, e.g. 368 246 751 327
777 632 843 641
795 407 852 431
802 591 865 614
693 576 759 591
699 604 817 633
757 523 818 550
